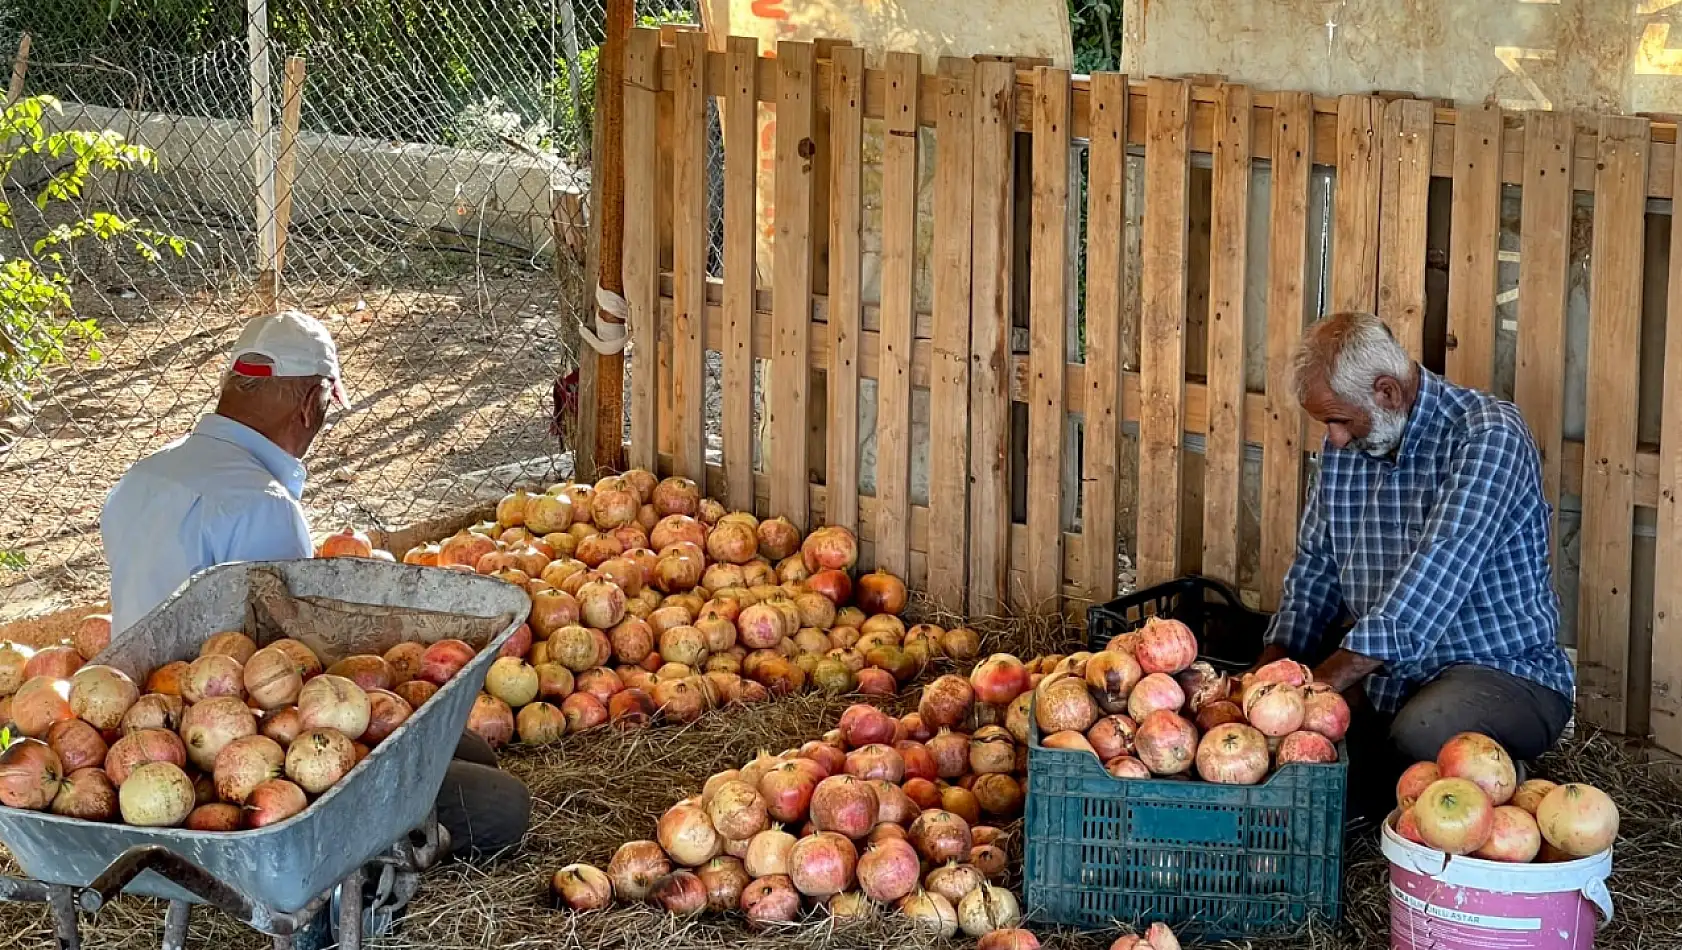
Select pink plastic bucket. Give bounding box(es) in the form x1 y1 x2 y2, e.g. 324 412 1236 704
1381 818 1613 950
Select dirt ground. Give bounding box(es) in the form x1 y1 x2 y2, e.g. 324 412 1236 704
0 217 580 622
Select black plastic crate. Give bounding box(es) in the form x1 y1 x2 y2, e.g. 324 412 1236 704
1087 574 1270 670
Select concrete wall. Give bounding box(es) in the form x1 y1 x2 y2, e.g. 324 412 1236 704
35 104 581 255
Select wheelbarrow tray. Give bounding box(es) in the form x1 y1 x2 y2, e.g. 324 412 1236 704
0 559 528 915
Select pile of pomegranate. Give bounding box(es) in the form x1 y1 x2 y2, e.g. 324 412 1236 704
320 473 980 749
0 625 481 830
549 700 1030 935
1390 732 1619 863
1028 618 1348 784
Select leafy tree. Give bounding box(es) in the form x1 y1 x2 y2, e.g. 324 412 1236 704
2 95 193 408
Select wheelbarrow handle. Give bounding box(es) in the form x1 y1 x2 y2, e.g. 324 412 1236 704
82 845 322 934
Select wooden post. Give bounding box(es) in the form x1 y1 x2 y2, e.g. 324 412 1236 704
575 0 633 479
268 57 306 290
247 0 278 307
6 32 29 106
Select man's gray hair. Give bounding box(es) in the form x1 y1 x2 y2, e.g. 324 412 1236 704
220 358 331 410
1291 312 1414 407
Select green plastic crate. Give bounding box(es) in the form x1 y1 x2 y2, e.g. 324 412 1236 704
1021 575 1347 937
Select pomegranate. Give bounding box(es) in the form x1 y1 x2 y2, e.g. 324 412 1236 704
1043 731 1096 754
909 808 972 864
551 863 614 911
244 647 304 710
467 694 516 747
1105 756 1152 779
1035 675 1099 734
1087 715 1138 761
854 570 908 615
143 661 188 697
562 693 608 732
180 697 257 771
789 831 857 897
318 528 374 558
181 654 244 704
0 641 33 694
362 690 414 745
1396 761 1442 803
926 862 986 904
1254 658 1312 688
650 515 705 552
956 883 1022 937
1192 700 1244 733
801 525 859 574
744 828 798 877
900 890 959 937
1534 783 1619 857
650 476 700 516
0 738 64 809
24 645 83 681
650 869 708 915
578 580 629 629
185 802 244 831
1134 710 1199 776
608 840 672 900
269 639 324 680
1134 616 1198 674
394 681 438 709
1243 682 1306 737
658 800 722 866
117 761 195 826
810 775 879 838
855 668 896 696
283 728 356 794
297 675 371 741
46 719 107 772
1415 777 1497 854
970 843 1008 878
1300 688 1351 741
915 674 974 730
979 930 1041 950
707 780 770 840
1085 650 1145 712
52 767 118 821
1436 732 1518 806
972 773 1024 818
941 627 981 661
867 779 917 825
326 655 394 693
1276 730 1337 764
1511 778 1559 815
105 729 187 785
838 704 897 748
844 744 905 783
480 657 538 708
1471 805 1543 862
244 778 309 827
515 702 567 744
73 615 112 661
806 570 852 607
903 778 942 811
214 735 285 803
962 656 1026 709
856 837 919 902
1125 672 1186 722
1192 723 1269 784
740 874 801 927
418 639 476 685
692 855 750 912
962 726 1012 775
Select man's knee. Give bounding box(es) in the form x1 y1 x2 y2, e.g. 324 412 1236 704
435 763 530 856
1387 703 1459 765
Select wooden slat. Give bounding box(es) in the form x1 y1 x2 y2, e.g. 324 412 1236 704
622 28 660 472
670 30 708 484
655 46 676 462
1443 104 1504 389
1331 95 1381 315
1080 72 1128 606
1025 66 1072 613
720 35 757 512
1136 77 1191 590
1201 82 1250 587
825 46 865 533
1655 133 1682 754
926 57 975 611
1513 111 1574 572
1577 116 1649 733
1376 97 1433 359
660 46 1682 200
968 59 1017 617
1260 92 1314 612
875 50 921 578
770 41 816 530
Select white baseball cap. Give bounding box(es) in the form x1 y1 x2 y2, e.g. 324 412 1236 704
226 310 348 406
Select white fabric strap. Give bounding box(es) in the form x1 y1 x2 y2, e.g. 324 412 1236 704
579 283 631 355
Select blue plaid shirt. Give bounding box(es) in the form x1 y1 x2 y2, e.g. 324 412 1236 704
1264 368 1575 713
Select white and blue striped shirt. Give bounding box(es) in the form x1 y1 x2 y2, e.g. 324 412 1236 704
101 414 313 635
1264 368 1575 713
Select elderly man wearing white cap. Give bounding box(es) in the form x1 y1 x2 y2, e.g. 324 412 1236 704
102 311 530 939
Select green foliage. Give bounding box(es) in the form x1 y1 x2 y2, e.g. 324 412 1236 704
0 550 25 572
1 95 193 402
1069 0 1122 73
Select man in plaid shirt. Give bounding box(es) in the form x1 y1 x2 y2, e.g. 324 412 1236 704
1254 312 1574 813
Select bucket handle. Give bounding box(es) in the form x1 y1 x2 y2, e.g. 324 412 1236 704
1582 874 1615 924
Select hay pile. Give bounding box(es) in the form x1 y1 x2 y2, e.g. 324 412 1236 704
1 613 1678 949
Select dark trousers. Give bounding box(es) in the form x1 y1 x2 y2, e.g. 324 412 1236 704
1343 663 1573 820
437 732 531 855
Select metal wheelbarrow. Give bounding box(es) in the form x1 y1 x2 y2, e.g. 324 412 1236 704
0 559 529 949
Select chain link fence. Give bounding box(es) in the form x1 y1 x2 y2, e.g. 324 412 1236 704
0 0 642 617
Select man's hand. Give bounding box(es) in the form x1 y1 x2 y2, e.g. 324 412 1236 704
1311 648 1384 693
1248 643 1291 674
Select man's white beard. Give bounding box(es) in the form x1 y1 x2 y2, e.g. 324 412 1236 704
1351 407 1407 457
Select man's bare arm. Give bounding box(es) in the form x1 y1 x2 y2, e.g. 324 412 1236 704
1312 648 1384 693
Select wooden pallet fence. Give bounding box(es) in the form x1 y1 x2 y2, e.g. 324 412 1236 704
618 28 1682 745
